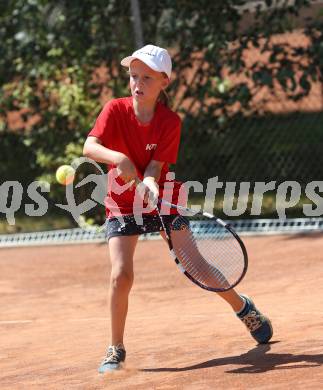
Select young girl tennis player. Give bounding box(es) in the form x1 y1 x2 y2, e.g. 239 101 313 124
83 44 273 373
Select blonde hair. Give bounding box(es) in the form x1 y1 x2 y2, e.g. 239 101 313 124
158 72 170 107
158 89 170 107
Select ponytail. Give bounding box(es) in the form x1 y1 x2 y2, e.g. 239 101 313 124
158 89 170 107
157 72 171 107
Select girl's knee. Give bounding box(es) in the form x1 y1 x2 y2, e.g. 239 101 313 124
110 269 134 291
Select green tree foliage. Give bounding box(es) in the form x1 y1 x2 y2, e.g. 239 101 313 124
0 0 133 222
0 0 131 184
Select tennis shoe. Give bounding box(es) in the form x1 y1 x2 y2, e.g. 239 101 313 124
237 294 273 344
98 344 126 373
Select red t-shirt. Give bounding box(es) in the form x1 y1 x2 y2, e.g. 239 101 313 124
88 97 183 217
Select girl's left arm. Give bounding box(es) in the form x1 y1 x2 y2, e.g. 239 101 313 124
144 160 164 182
142 160 164 203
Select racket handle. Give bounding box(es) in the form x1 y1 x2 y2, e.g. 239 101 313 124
132 178 185 213
132 177 159 208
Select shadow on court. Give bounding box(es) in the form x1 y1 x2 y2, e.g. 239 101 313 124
141 342 323 374
282 231 323 240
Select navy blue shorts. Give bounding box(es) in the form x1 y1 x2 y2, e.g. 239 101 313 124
106 214 178 240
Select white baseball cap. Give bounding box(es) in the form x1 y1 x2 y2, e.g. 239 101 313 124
121 44 172 79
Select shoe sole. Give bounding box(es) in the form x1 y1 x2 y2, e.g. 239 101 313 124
240 294 273 344
256 315 273 344
98 362 125 374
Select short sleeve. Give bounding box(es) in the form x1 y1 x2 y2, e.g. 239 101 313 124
88 101 117 147
153 116 181 164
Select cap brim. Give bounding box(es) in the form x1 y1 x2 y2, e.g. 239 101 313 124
120 54 163 74
120 56 134 67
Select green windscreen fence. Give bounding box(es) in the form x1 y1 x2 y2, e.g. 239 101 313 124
174 110 323 219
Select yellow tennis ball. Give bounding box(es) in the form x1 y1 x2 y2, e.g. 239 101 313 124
55 165 75 185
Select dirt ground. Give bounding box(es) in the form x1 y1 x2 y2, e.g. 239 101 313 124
0 234 323 389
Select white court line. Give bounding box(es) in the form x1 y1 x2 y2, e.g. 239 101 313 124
0 320 33 324
0 318 107 324
68 317 108 322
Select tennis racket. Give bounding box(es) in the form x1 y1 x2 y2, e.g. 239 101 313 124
156 199 248 292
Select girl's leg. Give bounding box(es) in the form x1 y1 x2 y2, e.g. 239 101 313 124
216 289 245 312
108 235 139 346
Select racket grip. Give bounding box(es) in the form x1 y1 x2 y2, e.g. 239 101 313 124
132 177 159 208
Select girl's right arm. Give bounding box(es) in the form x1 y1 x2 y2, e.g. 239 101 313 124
83 136 137 182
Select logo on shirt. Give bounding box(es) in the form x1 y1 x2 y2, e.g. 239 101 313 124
146 143 157 151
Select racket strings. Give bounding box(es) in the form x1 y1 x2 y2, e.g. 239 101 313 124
176 234 231 288
170 215 245 290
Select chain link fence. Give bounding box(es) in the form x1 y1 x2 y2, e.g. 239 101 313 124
177 111 323 184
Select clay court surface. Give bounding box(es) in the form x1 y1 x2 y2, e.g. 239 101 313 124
0 234 322 389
